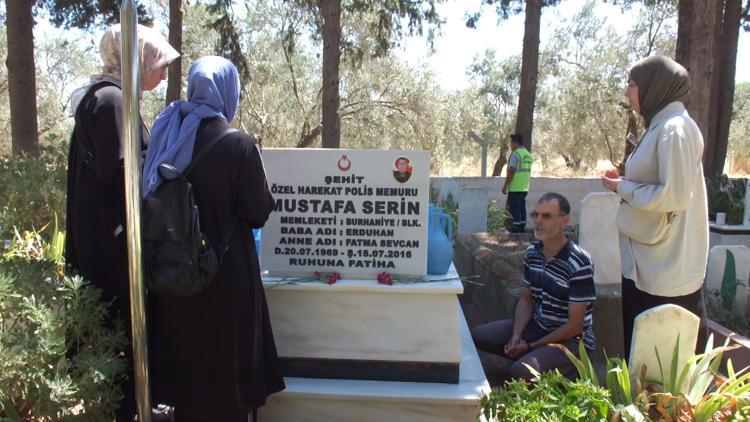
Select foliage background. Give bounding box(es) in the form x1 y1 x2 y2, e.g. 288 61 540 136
1 0 747 177
0 231 127 420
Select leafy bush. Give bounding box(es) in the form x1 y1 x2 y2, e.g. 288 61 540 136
705 289 750 338
706 174 747 225
487 202 508 233
0 228 128 420
0 142 69 240
478 368 612 421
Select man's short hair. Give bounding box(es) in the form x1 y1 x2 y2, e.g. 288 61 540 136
538 192 571 215
509 133 524 146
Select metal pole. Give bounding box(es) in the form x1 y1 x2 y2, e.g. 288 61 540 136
120 2 152 421
480 144 488 177
468 131 489 177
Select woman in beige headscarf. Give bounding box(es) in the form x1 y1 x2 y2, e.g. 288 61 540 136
71 24 179 112
601 55 708 360
65 24 178 421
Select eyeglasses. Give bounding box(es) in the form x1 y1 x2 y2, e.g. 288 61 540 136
530 211 567 220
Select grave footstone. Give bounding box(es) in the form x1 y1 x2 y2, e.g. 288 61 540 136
578 192 621 285
629 304 699 393
705 245 750 317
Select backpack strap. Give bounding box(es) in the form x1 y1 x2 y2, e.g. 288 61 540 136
183 126 241 262
215 217 240 262
184 127 240 177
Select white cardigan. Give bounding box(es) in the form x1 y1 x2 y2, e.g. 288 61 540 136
616 101 708 296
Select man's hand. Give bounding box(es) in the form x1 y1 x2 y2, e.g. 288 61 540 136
601 169 621 192
501 185 508 195
504 334 529 358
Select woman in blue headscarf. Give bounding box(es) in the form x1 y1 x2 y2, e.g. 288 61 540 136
146 56 284 422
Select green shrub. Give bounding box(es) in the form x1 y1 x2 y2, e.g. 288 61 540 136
706 174 747 225
0 228 128 420
487 202 508 233
705 289 750 339
478 368 612 421
0 142 69 240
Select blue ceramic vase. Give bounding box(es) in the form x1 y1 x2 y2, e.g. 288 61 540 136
252 228 262 260
427 204 454 275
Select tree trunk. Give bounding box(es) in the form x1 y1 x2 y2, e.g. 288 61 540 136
6 0 39 156
675 0 720 175
514 0 542 152
166 0 183 105
492 142 509 177
321 0 341 149
711 0 741 176
296 120 322 148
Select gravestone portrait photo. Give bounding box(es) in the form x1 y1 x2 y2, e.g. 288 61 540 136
393 156 412 183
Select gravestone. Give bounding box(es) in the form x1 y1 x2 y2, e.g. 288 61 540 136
578 192 621 285
438 179 460 204
457 187 488 234
629 304 699 393
705 245 750 317
257 149 490 421
261 149 429 277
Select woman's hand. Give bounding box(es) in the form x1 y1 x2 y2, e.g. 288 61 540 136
601 169 621 192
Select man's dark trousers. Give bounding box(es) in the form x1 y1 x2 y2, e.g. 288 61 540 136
507 191 527 232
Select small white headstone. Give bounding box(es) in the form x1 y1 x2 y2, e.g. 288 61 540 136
457 187 489 234
578 192 621 285
438 179 460 204
629 304 699 393
705 245 750 316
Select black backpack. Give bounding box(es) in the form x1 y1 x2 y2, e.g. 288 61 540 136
142 128 239 296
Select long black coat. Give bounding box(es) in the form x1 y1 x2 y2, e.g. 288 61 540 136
65 82 148 421
149 117 284 421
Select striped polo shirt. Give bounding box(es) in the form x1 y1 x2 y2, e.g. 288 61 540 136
522 238 596 350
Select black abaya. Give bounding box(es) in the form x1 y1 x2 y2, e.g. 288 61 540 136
65 82 149 420
149 117 285 421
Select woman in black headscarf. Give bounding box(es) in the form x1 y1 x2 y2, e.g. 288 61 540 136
601 55 709 360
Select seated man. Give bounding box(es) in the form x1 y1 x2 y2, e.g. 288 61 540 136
472 192 596 381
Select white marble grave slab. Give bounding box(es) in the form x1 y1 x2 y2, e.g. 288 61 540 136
262 266 463 363
705 245 750 316
709 224 750 249
578 192 621 285
258 304 490 422
629 304 699 393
